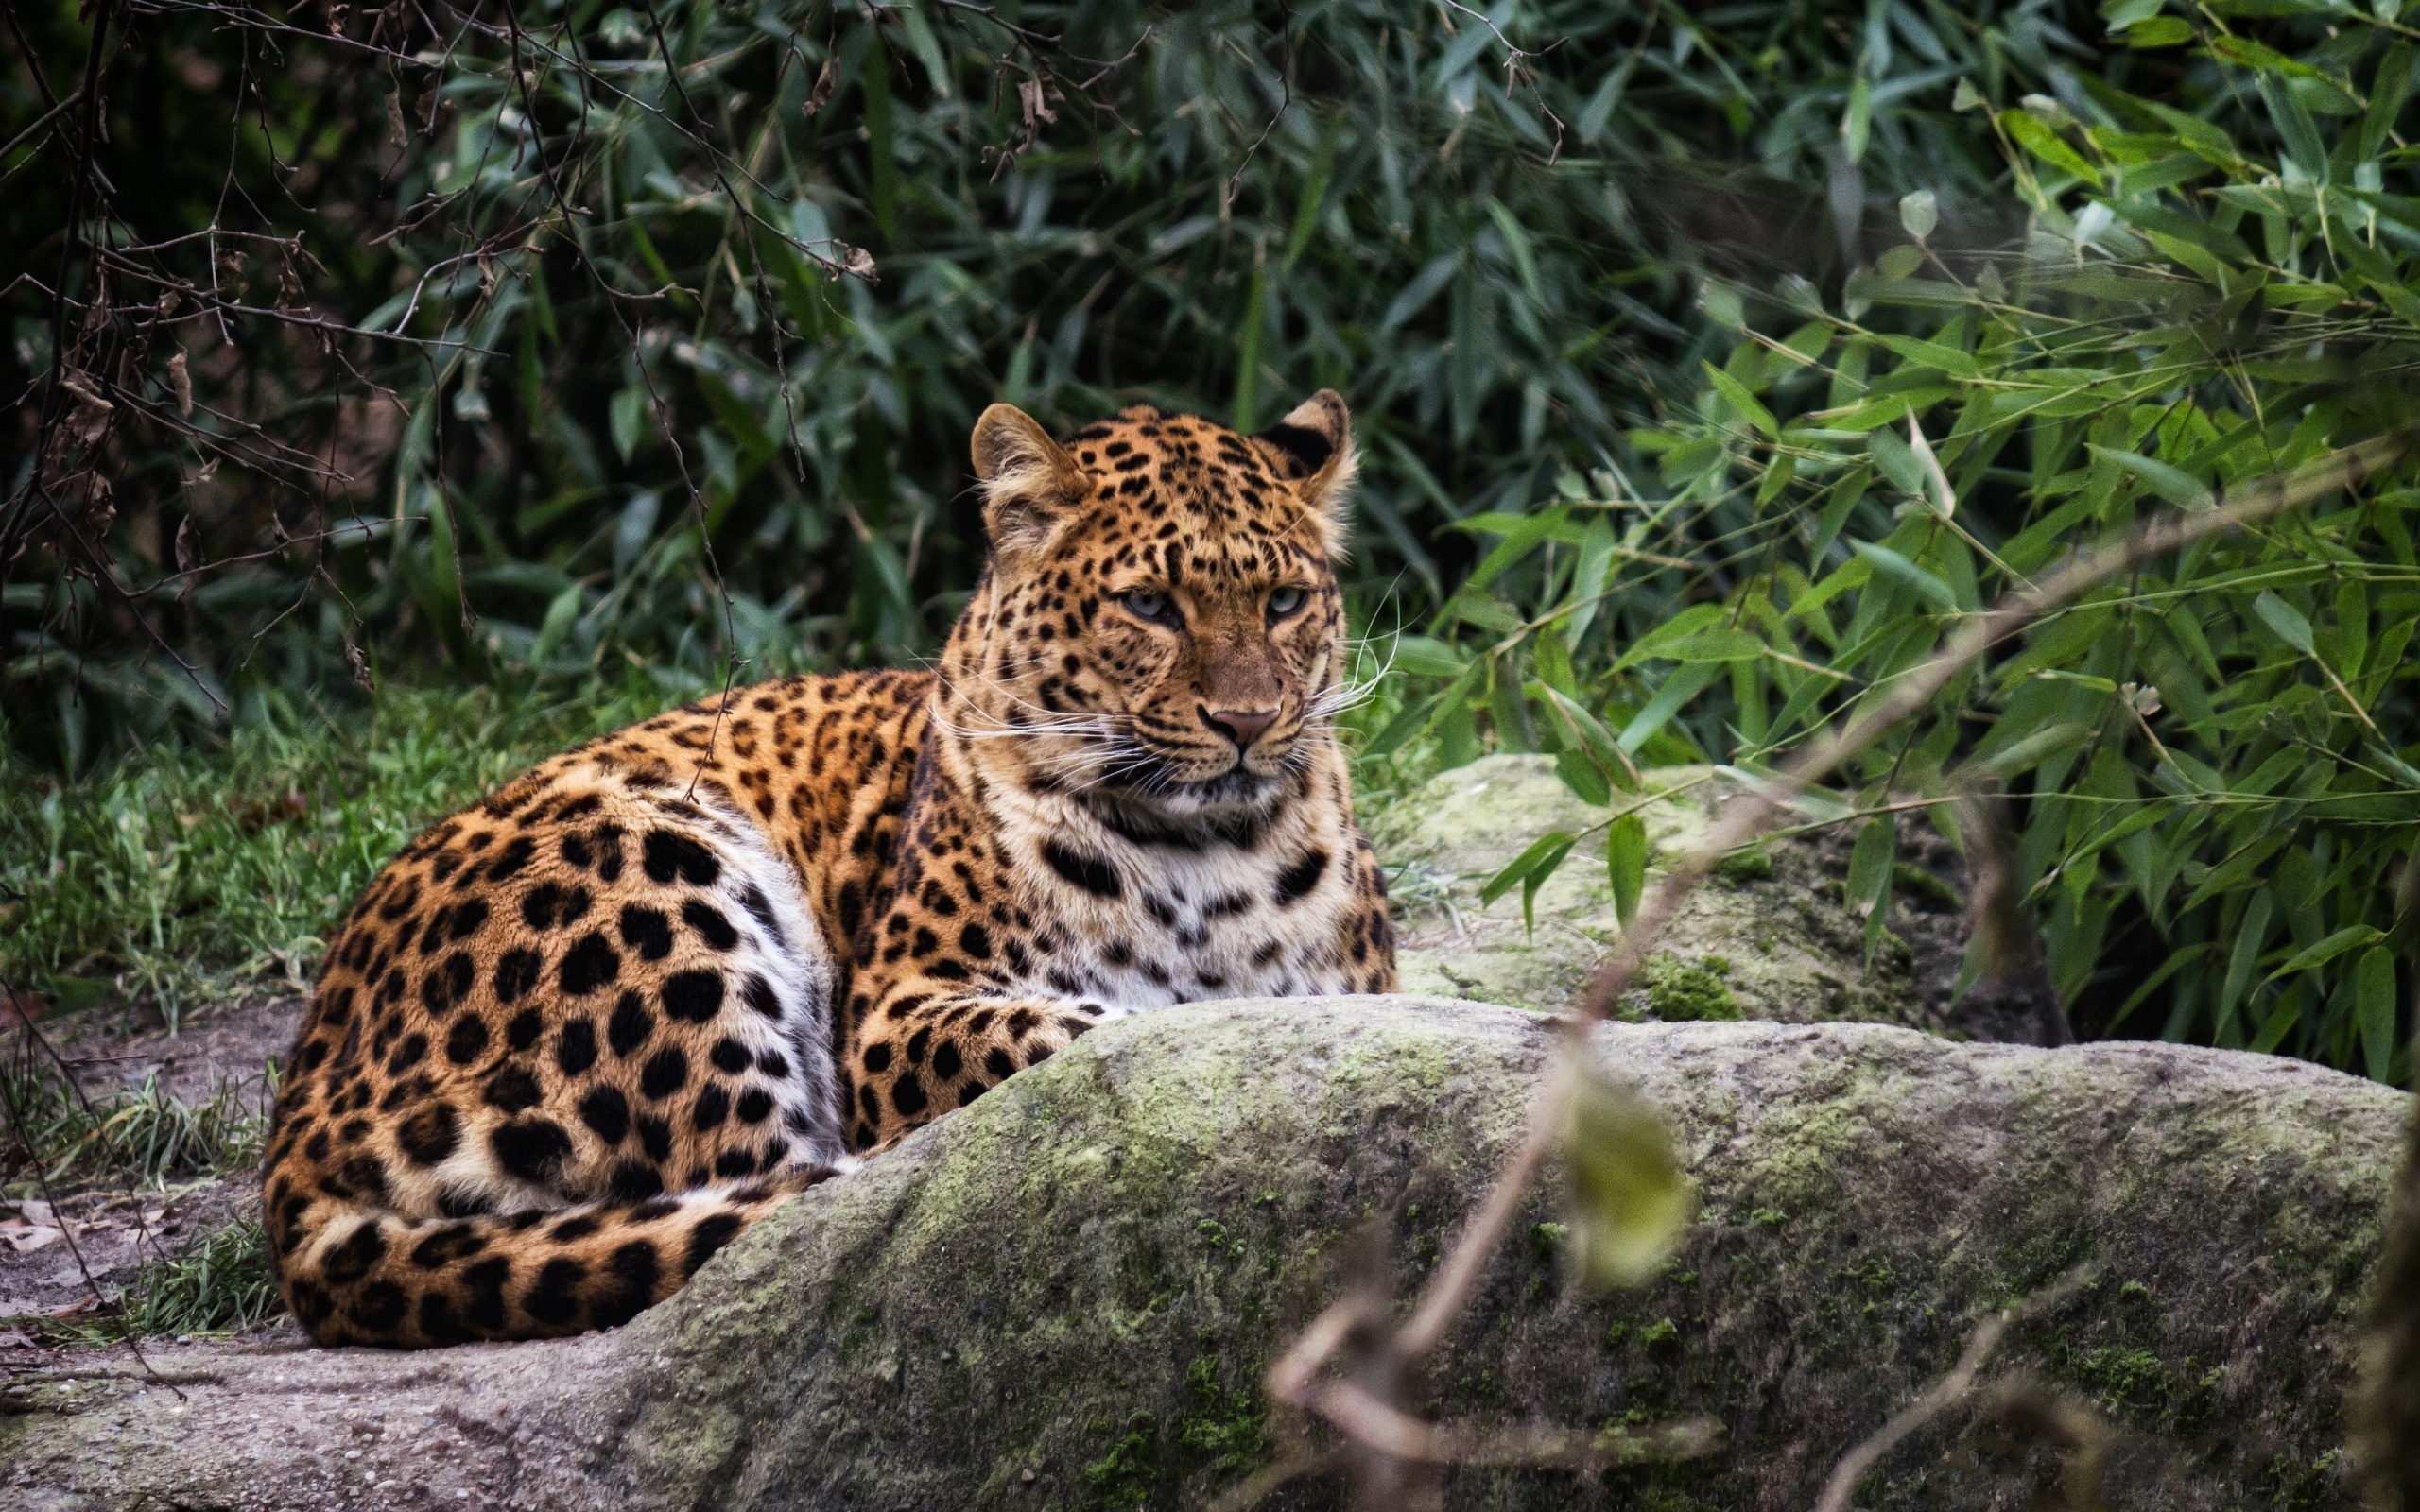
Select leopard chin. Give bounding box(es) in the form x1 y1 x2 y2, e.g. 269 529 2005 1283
1091 747 1288 815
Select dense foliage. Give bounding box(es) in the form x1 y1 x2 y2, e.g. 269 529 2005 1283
11 0 2420 1077
5 0 2079 760
1426 3 2420 1075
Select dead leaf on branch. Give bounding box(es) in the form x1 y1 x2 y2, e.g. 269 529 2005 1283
1020 75 1059 131
60 369 116 447
802 57 837 119
175 516 202 600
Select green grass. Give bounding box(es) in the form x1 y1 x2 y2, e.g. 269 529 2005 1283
2 1054 287 1340
0 674 698 1022
0 1066 268 1193
115 1215 283 1337
34 1215 287 1344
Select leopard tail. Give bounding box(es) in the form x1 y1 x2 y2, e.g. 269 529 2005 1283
266 1171 828 1347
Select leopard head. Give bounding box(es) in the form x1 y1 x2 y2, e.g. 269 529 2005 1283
942 392 1359 820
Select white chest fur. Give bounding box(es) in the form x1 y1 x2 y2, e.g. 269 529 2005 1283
996 802 1362 1013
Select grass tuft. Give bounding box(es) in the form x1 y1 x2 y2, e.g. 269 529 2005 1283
1 1064 268 1192
117 1215 284 1337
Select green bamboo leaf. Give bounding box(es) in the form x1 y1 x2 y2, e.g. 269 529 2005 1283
1481 831 1580 936
2337 578 2371 679
1811 468 1871 564
1380 253 1461 332
1867 426 1929 497
1607 813 1648 929
1872 335 1980 378
529 584 584 665
2207 34 2343 91
2254 592 2316 656
2364 43 2415 160
1703 362 1779 438
1978 721 2094 780
1482 830 1577 908
2087 445 2215 510
1537 684 1627 776
2218 892 2276 1029
1659 627 1768 663
2358 947 2401 1084
1849 541 1961 613
1485 198 1545 304
1523 843 1576 936
1847 816 1896 964
1365 662 1481 759
2124 16 2193 48
1556 750 1614 807
2107 942 2217 1034
1846 816 1895 915
610 386 648 463
1618 664 1721 754
1613 604 1728 670
1389 635 1469 679
2000 109 2105 189
2250 995 2302 1055
1841 73 1873 163
1563 517 1620 644
2267 924 2386 984
613 491 660 576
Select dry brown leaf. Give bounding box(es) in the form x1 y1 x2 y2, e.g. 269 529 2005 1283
803 57 837 119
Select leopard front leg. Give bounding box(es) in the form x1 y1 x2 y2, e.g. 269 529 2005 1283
841 978 1113 1151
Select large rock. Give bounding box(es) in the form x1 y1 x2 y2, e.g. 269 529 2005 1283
1381 756 2068 1043
3 996 2396 1510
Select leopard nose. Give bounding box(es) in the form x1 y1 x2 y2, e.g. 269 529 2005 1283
1203 706 1280 750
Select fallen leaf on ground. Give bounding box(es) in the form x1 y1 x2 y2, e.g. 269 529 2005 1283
0 1223 65 1254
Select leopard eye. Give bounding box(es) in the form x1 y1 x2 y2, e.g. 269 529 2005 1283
1122 590 1176 625
1267 586 1307 619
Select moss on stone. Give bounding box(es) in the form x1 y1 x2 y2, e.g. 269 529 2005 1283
1639 954 1744 1022
1712 846 1775 884
3 1000 2401 1512
1380 756 1941 1033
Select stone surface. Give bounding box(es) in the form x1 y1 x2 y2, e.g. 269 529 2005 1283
1379 755 2068 1043
4 995 2397 1510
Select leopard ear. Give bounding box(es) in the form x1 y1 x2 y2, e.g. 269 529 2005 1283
972 404 1082 562
1259 390 1357 560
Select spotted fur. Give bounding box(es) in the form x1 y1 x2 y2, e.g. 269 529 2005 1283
263 392 1396 1346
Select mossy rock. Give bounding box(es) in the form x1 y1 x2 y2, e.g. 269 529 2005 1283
5 997 2394 1510
1376 755 2066 1043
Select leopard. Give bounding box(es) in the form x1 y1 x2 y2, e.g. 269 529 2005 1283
261 390 1399 1347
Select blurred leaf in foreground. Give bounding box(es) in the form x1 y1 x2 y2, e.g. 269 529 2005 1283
1564 1059 1694 1289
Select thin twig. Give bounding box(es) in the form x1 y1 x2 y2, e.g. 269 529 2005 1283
1811 1265 2095 1512
0 87 85 164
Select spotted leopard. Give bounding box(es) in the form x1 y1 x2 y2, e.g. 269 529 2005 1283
262 391 1397 1346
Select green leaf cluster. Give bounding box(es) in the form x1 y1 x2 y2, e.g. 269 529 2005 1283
1433 0 2420 1077
2 0 2096 766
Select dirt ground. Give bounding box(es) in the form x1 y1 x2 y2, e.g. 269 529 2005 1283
0 994 307 1363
